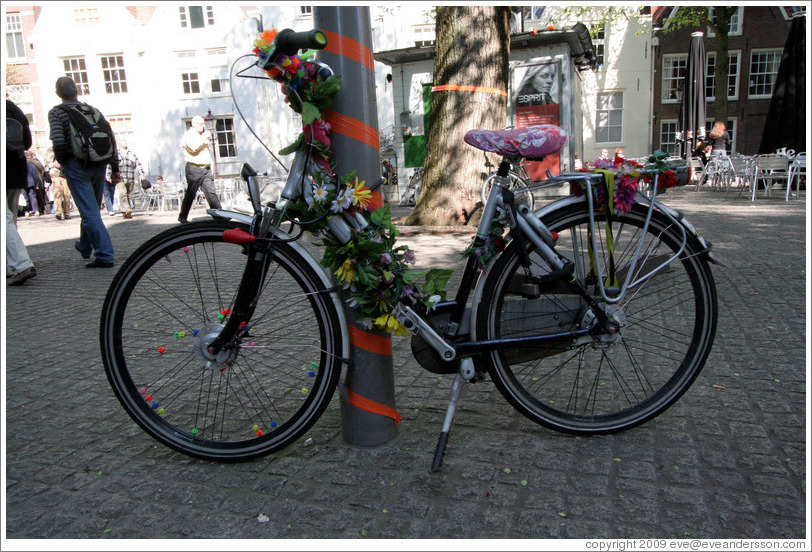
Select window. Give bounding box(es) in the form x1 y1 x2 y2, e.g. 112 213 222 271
74 7 99 25
101 55 127 94
413 25 435 48
206 47 226 56
298 6 313 19
662 54 687 102
706 51 740 101
179 6 214 28
107 116 133 136
181 72 200 95
175 50 196 58
63 57 90 95
596 92 623 143
215 117 236 158
7 84 34 124
749 50 782 98
590 23 605 68
210 76 229 95
708 7 743 36
6 13 25 59
660 121 679 156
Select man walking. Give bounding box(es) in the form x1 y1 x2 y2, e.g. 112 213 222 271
178 115 221 224
108 139 145 219
5 99 37 285
48 76 120 268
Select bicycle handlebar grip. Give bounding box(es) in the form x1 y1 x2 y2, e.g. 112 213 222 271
275 28 328 56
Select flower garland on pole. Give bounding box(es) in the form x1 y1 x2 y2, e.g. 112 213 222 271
254 30 451 336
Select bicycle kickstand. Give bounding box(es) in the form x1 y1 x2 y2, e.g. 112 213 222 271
431 358 474 472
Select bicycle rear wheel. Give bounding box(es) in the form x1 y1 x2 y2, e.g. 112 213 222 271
100 219 344 461
474 202 717 434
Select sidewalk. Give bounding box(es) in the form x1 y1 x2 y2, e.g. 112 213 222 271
4 188 808 542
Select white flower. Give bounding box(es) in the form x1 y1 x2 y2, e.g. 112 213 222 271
312 182 335 204
426 294 442 311
330 188 352 213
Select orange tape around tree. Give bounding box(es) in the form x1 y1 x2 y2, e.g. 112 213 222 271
431 84 508 97
323 30 375 72
345 386 402 425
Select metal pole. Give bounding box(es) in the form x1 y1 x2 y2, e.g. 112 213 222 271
314 6 397 446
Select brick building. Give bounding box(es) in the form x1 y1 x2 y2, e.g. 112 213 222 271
4 6 45 145
651 6 800 156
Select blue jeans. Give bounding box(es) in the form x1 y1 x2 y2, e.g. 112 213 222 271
63 158 114 263
103 180 119 213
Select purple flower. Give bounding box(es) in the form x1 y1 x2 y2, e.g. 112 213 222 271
403 250 415 264
381 253 392 265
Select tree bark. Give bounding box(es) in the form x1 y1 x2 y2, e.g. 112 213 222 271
405 6 511 226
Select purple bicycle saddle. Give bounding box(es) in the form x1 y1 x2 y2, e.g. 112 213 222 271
464 124 567 160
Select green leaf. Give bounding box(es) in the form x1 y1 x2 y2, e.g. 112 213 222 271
301 102 321 126
279 133 304 156
370 204 393 227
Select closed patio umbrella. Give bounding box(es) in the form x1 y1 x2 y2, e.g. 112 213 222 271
678 31 707 160
759 11 806 154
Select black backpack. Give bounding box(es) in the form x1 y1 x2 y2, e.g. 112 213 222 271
57 103 115 164
6 116 26 158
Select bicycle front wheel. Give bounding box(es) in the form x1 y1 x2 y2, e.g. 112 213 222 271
474 202 717 434
100 219 344 461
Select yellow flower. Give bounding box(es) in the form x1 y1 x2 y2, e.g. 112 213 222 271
373 314 411 337
351 178 373 209
335 258 356 283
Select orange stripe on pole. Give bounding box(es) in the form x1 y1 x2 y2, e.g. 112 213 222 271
431 84 508 97
346 387 402 424
348 325 392 356
325 110 380 151
323 30 375 72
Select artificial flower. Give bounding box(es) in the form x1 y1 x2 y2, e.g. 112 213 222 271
350 178 373 210
335 258 356 283
305 120 331 149
330 188 352 213
311 182 334 204
374 314 411 337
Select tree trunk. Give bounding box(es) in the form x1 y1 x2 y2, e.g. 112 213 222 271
711 7 736 124
405 6 511 226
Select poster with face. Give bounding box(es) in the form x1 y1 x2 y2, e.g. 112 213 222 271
513 61 562 179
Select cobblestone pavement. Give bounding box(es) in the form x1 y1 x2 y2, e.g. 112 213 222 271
3 187 808 544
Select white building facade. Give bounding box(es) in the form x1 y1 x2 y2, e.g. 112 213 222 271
12 4 654 199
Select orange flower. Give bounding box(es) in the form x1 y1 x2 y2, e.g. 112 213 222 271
260 29 278 44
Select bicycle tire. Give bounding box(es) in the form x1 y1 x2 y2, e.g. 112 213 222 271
474 201 717 434
480 172 535 211
100 219 344 461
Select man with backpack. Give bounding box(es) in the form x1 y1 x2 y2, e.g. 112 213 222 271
5 98 37 285
48 76 120 268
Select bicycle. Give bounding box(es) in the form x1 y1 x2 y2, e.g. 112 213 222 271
100 27 718 470
480 147 537 211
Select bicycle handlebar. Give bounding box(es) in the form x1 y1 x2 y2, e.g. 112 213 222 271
275 28 328 56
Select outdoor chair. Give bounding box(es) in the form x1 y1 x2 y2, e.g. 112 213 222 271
786 152 806 201
698 157 731 191
157 181 185 212
689 158 704 189
751 154 791 201
725 153 755 198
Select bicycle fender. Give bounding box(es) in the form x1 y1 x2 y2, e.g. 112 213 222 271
207 208 351 361
532 196 722 266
